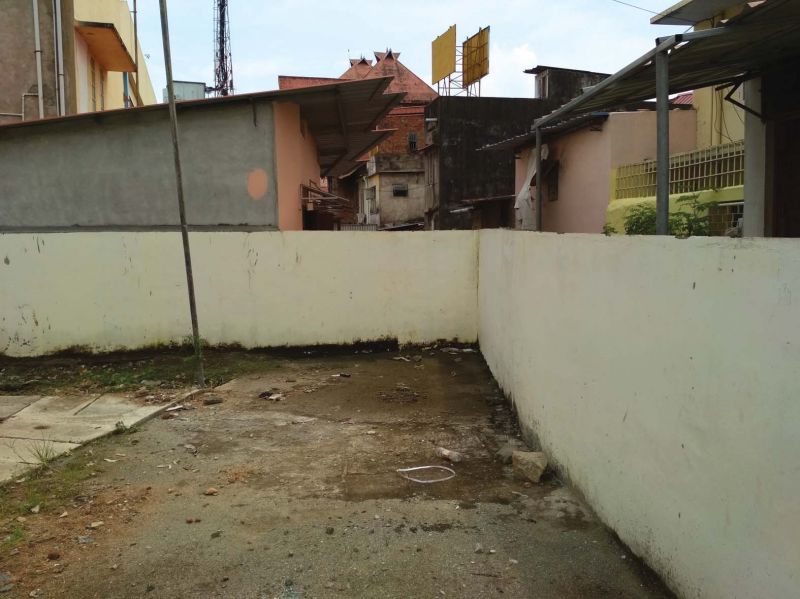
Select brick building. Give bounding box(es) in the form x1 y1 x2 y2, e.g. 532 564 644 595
279 50 437 229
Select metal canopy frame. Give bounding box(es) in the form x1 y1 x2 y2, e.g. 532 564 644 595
525 0 800 234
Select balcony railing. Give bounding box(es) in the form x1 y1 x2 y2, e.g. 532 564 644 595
614 140 745 200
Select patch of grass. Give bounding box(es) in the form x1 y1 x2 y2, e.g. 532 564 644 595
28 439 59 467
1 524 25 551
18 489 46 515
0 456 92 521
113 421 139 435
1 349 281 394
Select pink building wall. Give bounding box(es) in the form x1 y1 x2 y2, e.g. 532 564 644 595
274 101 320 230
515 110 697 233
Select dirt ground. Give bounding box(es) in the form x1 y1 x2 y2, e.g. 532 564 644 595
0 347 674 598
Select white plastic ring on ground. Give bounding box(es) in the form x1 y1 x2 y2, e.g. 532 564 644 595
396 465 456 484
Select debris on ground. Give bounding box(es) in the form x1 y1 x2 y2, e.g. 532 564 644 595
0 349 672 599
434 447 464 463
204 487 219 496
397 465 456 484
379 383 423 403
392 356 411 362
495 442 525 464
202 395 224 406
512 451 548 483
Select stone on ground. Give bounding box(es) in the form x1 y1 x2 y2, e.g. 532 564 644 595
512 450 548 483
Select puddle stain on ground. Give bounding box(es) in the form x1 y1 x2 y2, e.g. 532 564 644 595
0 348 674 599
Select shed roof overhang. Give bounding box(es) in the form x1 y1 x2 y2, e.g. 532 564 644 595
481 113 610 152
650 0 746 25
284 77 404 176
75 21 136 72
534 0 800 130
0 77 403 179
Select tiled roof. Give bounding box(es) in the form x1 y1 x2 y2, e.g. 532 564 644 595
340 50 437 105
278 76 342 90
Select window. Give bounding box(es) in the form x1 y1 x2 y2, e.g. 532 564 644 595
392 183 409 197
545 161 559 202
365 186 377 214
408 132 417 152
90 57 97 111
709 201 744 236
99 69 105 110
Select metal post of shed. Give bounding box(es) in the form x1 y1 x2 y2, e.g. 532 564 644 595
159 0 205 387
655 48 670 235
534 127 543 231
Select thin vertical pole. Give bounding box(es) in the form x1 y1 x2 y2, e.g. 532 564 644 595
534 127 543 231
133 0 139 106
158 0 205 387
655 49 670 235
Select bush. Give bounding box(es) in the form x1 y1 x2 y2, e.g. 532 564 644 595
623 194 713 237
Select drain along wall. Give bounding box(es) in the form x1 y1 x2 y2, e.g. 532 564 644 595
478 230 800 599
0 231 477 356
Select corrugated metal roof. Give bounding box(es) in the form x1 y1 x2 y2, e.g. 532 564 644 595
480 112 610 152
534 0 800 129
651 0 745 25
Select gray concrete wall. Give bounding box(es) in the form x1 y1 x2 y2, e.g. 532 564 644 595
0 100 278 229
0 0 71 124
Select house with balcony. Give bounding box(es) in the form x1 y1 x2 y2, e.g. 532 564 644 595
491 0 800 237
482 77 696 233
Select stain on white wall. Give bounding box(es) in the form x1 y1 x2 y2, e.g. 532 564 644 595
478 230 800 599
0 231 478 356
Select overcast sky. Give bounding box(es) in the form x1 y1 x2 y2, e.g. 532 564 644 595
133 0 687 99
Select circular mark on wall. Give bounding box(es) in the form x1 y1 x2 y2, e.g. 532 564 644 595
247 168 269 200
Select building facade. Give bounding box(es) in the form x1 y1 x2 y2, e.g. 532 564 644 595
280 50 438 229
0 79 401 232
424 96 559 230
0 0 156 126
510 109 697 233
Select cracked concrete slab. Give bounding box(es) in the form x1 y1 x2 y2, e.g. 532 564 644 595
0 395 39 421
0 438 79 465
0 394 172 483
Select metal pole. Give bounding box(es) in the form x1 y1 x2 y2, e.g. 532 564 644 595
158 0 205 387
655 49 670 235
31 0 45 118
54 0 66 116
534 127 543 231
133 0 139 106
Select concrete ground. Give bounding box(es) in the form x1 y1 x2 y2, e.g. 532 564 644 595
0 348 673 598
0 394 173 483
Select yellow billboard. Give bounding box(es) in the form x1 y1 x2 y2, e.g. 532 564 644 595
463 26 490 87
431 25 457 84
